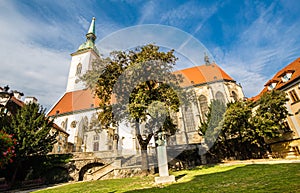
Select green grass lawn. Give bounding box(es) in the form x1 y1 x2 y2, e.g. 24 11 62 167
35 163 300 193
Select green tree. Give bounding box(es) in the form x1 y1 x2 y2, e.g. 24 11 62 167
206 90 290 162
198 99 226 137
81 44 186 173
198 99 226 162
252 90 290 148
2 103 57 183
221 101 253 159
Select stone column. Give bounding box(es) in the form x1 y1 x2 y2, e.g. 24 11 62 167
155 132 175 184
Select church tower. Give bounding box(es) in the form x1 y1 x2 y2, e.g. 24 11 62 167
66 17 100 92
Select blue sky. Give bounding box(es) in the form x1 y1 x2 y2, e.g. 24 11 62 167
1 0 300 109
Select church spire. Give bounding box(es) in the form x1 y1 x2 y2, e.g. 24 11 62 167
86 17 96 43
76 17 99 55
88 17 96 35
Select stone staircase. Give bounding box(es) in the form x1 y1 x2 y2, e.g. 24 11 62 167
85 161 117 180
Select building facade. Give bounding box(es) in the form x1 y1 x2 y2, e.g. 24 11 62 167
252 58 300 158
47 18 245 154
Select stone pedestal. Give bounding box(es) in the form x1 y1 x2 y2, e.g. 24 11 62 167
155 175 175 184
155 134 175 184
157 145 168 176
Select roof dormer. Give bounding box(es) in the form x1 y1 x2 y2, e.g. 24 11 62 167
277 70 295 83
265 80 279 91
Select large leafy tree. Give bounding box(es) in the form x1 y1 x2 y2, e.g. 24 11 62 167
252 90 290 139
2 103 57 183
204 90 290 162
81 44 186 173
218 101 253 160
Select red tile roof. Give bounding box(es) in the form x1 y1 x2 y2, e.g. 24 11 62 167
10 96 25 107
48 64 234 116
47 89 100 116
250 57 300 101
174 63 234 87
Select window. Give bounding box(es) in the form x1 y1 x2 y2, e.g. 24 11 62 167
76 63 82 76
281 72 293 82
293 146 300 155
183 105 195 132
232 91 238 102
282 121 292 133
215 91 225 104
64 118 68 130
289 90 299 103
93 142 99 151
199 95 209 121
267 82 277 91
93 135 99 141
58 146 61 153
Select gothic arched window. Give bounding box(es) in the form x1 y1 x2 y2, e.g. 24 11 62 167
183 105 195 132
83 116 89 131
62 118 68 131
76 63 82 76
232 91 238 102
215 91 225 104
199 95 208 121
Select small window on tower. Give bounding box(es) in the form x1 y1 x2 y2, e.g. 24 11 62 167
76 63 82 76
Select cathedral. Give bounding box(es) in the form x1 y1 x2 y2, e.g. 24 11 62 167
47 18 245 154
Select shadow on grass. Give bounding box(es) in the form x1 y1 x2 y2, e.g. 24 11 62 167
125 163 300 193
175 174 187 181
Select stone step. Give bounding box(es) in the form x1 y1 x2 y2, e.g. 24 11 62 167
86 163 115 181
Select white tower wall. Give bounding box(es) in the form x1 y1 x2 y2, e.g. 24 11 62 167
66 51 99 92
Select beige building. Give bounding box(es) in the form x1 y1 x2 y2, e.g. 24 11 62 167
50 123 70 154
252 57 300 158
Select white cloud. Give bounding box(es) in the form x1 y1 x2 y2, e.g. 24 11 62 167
160 1 221 28
97 24 210 70
77 15 90 31
0 1 69 109
138 1 156 24
212 2 300 98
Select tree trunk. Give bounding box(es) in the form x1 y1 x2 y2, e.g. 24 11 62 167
140 143 149 173
11 161 21 186
134 119 153 175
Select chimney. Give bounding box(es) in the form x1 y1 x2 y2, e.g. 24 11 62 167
24 96 38 104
